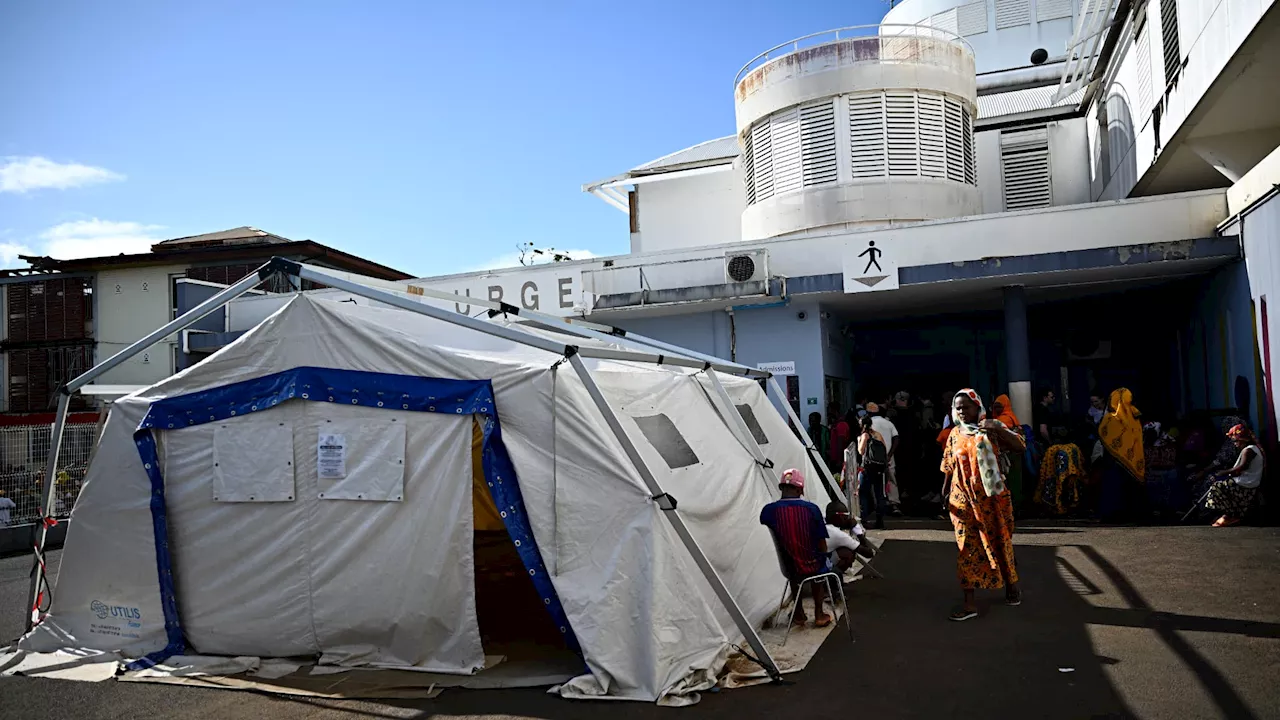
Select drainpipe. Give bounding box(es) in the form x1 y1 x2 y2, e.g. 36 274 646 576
727 308 737 362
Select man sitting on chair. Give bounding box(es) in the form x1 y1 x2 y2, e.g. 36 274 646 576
760 468 832 628
825 500 876 578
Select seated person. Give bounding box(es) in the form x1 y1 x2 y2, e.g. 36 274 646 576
1205 424 1265 527
760 468 832 628
824 501 876 576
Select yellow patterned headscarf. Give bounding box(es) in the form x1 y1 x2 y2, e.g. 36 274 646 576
1099 388 1145 481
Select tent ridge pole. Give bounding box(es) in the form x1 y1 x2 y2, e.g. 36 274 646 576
567 353 783 683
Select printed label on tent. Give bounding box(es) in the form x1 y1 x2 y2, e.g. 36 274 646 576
318 433 347 479
87 599 143 639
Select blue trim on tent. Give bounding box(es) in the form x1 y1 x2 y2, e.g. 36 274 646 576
125 366 580 670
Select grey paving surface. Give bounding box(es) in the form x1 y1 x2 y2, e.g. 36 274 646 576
2 522 1279 719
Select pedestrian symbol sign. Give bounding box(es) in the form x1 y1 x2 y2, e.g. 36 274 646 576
843 238 900 293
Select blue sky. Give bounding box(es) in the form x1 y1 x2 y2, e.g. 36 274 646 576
0 1 885 276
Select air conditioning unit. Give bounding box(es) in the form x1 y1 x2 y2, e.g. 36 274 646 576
724 249 769 284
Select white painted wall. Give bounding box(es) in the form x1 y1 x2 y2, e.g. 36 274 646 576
1093 0 1278 200
1232 147 1280 433
632 168 745 253
979 118 1105 212
883 0 1080 74
95 265 185 386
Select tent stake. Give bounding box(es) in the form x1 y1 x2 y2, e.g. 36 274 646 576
567 353 784 684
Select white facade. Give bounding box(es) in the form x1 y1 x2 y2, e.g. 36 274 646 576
883 0 1081 73
735 28 982 239
1090 0 1280 200
94 265 185 386
631 168 745 253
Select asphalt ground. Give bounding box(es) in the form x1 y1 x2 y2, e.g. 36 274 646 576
2 521 1278 719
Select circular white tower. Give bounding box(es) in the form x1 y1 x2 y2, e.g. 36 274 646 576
735 25 981 241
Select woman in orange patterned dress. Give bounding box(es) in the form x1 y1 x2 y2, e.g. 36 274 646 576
942 389 1025 621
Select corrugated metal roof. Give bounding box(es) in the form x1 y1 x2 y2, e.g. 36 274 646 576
632 135 739 173
977 85 1084 121
155 226 292 247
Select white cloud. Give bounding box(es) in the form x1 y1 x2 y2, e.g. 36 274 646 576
37 219 165 259
1 241 34 265
0 156 124 193
469 248 599 272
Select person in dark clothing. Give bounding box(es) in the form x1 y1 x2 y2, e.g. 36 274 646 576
808 412 830 468
760 468 832 627
857 415 889 529
1034 388 1060 446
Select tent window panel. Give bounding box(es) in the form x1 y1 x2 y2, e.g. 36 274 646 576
632 413 700 469
734 404 770 445
212 421 296 502
316 419 407 501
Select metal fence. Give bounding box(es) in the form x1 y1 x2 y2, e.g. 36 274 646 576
0 422 100 528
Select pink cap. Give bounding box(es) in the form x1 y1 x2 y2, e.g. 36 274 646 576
780 467 805 490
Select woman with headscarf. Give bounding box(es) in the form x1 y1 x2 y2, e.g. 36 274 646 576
1190 415 1247 498
1204 424 1264 527
942 389 1025 621
1097 388 1146 521
1036 427 1085 516
990 394 1026 510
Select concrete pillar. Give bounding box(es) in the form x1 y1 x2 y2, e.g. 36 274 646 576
1003 285 1033 428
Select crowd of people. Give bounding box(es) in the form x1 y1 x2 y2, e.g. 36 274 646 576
806 386 1266 528
788 386 1266 624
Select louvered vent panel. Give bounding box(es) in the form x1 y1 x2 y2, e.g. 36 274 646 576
996 0 1031 28
1136 21 1154 111
800 101 838 187
963 109 976 184
1159 0 1181 86
742 131 757 205
1037 0 1073 21
886 93 920 177
770 107 803 195
917 94 947 179
957 0 990 34
944 97 966 183
849 93 887 179
931 8 960 33
750 120 774 202
1001 127 1051 210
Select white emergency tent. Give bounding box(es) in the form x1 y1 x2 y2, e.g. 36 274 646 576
21 282 838 702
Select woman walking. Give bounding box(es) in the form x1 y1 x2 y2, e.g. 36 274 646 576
1204 424 1264 527
943 389 1025 621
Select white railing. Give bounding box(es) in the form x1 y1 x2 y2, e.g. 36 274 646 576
1 422 99 528
1052 0 1122 103
734 23 975 88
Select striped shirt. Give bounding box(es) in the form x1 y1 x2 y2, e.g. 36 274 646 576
760 498 828 576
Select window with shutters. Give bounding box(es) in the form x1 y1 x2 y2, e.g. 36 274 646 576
800 101 838 187
849 94 887 179
886 93 920 177
1159 0 1180 87
1001 127 1052 210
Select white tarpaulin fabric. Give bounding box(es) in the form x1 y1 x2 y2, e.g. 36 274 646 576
21 294 830 702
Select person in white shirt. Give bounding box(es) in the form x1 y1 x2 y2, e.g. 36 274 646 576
824 501 876 576
1205 423 1264 527
865 403 901 513
0 490 16 527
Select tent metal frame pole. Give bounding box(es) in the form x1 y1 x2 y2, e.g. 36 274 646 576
23 264 275 632
288 261 741 373
567 353 784 683
24 392 71 632
767 377 842 504
290 262 769 379
702 369 779 493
